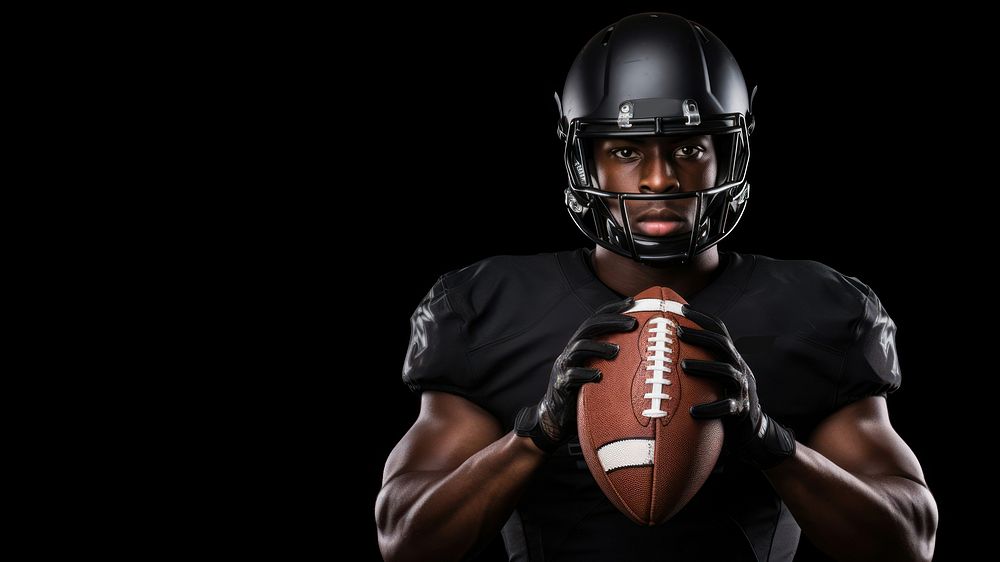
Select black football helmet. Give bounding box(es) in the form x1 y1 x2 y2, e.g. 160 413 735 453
558 13 755 265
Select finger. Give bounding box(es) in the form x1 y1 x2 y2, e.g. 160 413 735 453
563 367 602 388
595 296 635 315
676 325 740 366
577 313 638 338
565 339 620 366
680 359 743 392
681 304 731 339
690 399 739 419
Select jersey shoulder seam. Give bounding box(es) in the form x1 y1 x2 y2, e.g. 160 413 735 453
465 252 576 353
433 272 479 392
559 249 606 314
833 280 875 407
715 252 758 317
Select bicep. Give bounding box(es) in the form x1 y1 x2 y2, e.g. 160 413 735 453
382 391 505 487
807 396 926 486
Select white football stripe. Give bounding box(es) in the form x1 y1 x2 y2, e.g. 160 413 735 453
626 298 685 315
597 439 656 472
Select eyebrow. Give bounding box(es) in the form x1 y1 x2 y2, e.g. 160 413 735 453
611 135 704 145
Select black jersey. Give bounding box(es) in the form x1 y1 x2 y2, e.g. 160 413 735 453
402 247 901 562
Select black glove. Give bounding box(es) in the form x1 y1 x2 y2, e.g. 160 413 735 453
677 304 797 469
514 297 638 453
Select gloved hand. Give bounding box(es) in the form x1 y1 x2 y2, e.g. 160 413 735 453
677 304 797 469
514 297 637 453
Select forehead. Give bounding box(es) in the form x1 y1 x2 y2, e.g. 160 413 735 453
597 135 711 145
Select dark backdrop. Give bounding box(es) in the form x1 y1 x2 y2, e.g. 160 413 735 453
356 5 972 560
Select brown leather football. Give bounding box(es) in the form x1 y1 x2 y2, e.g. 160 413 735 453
577 285 724 526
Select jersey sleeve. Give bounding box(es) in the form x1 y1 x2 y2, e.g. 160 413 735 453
401 274 477 400
836 276 903 408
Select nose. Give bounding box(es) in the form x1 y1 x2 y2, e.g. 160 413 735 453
639 153 680 194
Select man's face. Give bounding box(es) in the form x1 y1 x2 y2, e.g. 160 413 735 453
592 135 717 238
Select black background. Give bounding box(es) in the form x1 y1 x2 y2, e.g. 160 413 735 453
358 5 975 560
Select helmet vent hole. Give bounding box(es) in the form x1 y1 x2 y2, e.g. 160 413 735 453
601 26 615 46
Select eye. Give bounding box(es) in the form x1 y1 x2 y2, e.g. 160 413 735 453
674 145 706 160
610 147 640 161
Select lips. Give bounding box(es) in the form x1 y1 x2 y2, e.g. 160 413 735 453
634 209 685 237
635 220 683 237
635 208 684 223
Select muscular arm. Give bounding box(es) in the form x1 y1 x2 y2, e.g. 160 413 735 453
763 396 938 562
375 391 546 562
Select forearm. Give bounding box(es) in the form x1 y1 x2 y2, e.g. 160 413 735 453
376 431 546 562
764 442 937 562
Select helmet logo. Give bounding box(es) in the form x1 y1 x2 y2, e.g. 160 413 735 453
617 102 634 129
682 99 701 126
574 159 588 184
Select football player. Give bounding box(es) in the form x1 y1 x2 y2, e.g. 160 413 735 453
377 12 938 562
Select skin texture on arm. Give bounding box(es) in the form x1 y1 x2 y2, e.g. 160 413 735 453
764 396 938 561
375 391 547 562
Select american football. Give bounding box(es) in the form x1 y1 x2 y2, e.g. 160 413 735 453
577 285 724 526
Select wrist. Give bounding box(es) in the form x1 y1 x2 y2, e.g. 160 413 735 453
747 415 797 469
511 431 548 457
514 406 561 454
